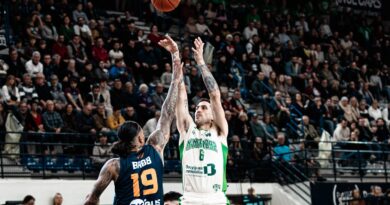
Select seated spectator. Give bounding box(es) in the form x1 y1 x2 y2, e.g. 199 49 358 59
368 100 382 120
92 133 112 169
92 38 109 66
151 83 166 110
19 73 38 102
107 106 125 131
299 115 320 148
147 25 164 46
109 59 130 82
24 100 45 154
86 83 105 109
72 3 89 24
48 74 67 110
333 118 350 141
64 77 84 111
73 17 93 44
143 110 160 139
339 96 358 123
52 35 69 61
273 132 292 162
195 15 213 36
230 90 247 116
2 75 21 106
59 15 74 44
376 118 389 142
67 35 87 66
61 104 78 133
25 51 43 78
122 105 138 122
383 103 390 127
109 41 124 65
41 14 58 44
249 113 265 139
42 100 64 154
137 83 156 125
160 63 172 91
110 79 126 109
92 104 110 133
35 73 53 107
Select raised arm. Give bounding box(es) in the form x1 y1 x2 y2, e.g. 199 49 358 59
176 80 193 136
84 159 118 205
192 37 228 137
146 36 182 155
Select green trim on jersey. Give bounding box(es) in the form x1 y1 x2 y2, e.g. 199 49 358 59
222 143 228 192
179 141 184 161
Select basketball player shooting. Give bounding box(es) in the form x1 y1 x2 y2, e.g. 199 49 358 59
176 37 229 204
84 36 182 205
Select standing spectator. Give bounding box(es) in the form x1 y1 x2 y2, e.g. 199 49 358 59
106 106 125 131
92 133 112 169
25 51 43 78
143 110 160 138
2 75 21 106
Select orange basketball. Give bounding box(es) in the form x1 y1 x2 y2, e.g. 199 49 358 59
152 0 180 12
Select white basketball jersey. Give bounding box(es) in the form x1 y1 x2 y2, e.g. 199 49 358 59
179 122 228 194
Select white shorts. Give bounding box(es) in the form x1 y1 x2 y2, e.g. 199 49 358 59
179 192 230 205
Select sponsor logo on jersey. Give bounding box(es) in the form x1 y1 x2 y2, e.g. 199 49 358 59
213 184 221 192
129 199 161 205
185 163 216 176
132 156 152 169
185 138 217 152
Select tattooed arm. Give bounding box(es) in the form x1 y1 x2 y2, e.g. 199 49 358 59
176 81 193 136
192 37 228 137
147 35 182 155
84 159 119 205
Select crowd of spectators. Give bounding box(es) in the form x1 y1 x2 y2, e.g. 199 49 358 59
0 0 389 180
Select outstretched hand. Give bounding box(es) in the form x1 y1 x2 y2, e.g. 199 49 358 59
192 37 205 64
158 35 179 53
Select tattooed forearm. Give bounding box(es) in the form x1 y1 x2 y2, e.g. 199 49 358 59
198 64 218 93
147 51 181 149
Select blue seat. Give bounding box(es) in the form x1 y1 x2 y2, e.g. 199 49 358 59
63 157 81 172
26 156 43 171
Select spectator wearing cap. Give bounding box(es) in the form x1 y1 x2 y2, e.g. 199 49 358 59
143 110 161 138
249 113 265 139
107 106 125 131
64 77 84 111
25 51 43 78
92 132 112 169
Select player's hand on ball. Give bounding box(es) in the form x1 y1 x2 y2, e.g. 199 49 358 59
192 37 205 64
158 35 178 53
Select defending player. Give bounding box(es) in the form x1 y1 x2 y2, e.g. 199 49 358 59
84 36 182 205
176 37 229 204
